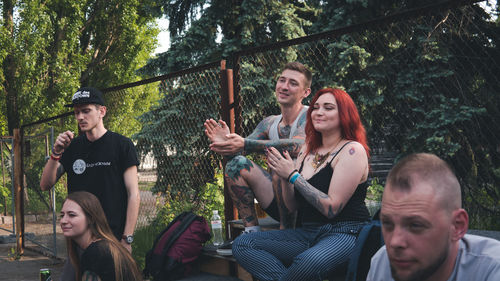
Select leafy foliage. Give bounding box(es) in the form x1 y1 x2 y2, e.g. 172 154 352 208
0 142 12 215
136 1 500 229
132 171 224 270
0 0 159 135
141 0 317 75
134 68 221 198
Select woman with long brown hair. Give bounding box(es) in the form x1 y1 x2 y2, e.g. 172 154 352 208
60 191 142 281
232 88 371 281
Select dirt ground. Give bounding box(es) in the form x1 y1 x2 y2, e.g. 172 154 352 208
0 228 64 281
0 189 160 281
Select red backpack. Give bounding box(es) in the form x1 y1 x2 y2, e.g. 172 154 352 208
143 212 211 281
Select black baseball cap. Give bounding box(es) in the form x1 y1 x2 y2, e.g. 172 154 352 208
64 87 105 107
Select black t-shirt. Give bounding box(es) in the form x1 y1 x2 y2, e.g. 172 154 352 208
60 131 139 239
81 240 116 281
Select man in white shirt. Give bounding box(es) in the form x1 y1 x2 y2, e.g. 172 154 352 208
204 62 311 231
367 153 500 281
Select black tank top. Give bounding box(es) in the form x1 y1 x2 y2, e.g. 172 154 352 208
296 142 370 225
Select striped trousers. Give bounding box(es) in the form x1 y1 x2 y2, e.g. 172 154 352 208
232 221 365 281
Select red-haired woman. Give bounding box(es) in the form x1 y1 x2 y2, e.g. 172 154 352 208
232 88 371 281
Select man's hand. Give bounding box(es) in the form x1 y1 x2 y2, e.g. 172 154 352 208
53 131 74 154
120 239 132 253
209 133 245 155
204 119 230 143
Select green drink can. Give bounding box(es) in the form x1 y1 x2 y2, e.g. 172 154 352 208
40 268 51 281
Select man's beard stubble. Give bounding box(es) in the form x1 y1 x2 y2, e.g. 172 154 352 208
390 241 449 281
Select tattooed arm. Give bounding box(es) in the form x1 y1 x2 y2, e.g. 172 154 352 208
244 113 306 157
208 111 306 157
293 142 368 219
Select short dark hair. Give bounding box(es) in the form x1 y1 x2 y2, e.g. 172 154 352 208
282 62 312 88
386 153 461 211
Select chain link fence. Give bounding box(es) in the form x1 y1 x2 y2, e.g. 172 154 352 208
0 138 15 236
21 114 76 257
233 0 500 228
19 63 226 259
15 0 500 262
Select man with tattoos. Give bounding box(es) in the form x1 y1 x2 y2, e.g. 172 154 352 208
204 61 312 231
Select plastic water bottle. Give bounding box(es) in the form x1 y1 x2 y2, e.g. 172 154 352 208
211 210 224 246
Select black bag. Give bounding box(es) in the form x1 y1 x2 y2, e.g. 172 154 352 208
143 211 211 281
345 209 385 281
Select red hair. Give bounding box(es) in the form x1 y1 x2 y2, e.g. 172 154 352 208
305 88 370 158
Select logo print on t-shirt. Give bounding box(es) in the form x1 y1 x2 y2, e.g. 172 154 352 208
73 159 86 174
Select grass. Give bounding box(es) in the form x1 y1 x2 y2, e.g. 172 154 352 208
139 181 155 191
132 224 162 271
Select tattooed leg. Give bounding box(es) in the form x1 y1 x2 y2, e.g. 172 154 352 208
225 155 274 227
228 184 258 225
226 155 254 181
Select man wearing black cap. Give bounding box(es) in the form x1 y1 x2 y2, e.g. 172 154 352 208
40 87 140 265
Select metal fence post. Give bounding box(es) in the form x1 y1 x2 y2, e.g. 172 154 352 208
1 139 6 216
50 126 57 257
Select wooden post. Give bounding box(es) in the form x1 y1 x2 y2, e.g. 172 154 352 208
220 60 238 239
13 129 24 255
220 60 239 277
220 61 235 133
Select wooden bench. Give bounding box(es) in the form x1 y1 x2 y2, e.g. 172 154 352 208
199 245 251 281
197 217 279 281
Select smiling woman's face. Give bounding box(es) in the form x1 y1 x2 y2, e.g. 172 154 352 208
60 199 89 239
311 93 340 133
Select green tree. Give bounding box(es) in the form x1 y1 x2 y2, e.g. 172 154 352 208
0 0 159 136
310 0 500 227
136 0 319 203
1 0 161 227
142 0 317 75
137 0 500 229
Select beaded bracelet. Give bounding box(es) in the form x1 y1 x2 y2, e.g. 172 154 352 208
289 172 300 184
287 169 298 182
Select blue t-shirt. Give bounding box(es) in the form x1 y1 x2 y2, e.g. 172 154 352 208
367 234 500 281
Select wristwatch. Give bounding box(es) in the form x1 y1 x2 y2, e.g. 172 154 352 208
122 234 134 244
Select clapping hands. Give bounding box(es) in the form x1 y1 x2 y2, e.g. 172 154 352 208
266 147 295 179
204 119 244 155
204 119 230 143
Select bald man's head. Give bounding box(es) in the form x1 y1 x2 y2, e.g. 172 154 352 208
385 153 461 212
